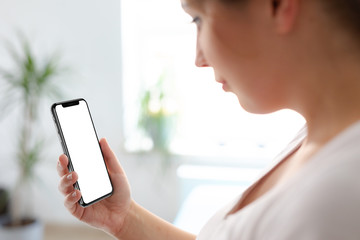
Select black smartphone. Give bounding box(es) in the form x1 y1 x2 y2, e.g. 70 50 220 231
51 98 113 207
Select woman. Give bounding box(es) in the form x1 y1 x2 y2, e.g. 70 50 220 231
57 0 360 239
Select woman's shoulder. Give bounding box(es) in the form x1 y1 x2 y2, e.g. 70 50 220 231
259 121 360 239
197 121 360 240
266 155 360 239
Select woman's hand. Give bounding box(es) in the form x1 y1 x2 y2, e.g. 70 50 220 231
57 138 131 236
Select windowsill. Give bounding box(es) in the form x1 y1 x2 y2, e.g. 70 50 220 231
122 146 273 169
123 133 292 168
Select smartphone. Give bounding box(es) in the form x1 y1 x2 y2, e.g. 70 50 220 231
51 98 113 207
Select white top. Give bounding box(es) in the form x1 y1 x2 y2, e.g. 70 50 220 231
197 122 360 240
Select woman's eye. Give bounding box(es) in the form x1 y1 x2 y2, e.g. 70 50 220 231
191 16 201 25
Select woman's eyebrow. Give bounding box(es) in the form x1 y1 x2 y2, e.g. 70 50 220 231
181 0 201 10
181 2 190 9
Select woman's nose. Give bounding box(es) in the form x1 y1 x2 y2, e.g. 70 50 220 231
195 46 209 67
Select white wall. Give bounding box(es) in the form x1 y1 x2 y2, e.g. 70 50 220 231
0 0 180 224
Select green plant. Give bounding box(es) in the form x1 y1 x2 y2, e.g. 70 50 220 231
0 34 65 225
138 71 177 153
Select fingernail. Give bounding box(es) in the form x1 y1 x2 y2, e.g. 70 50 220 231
67 173 72 180
72 191 77 197
58 161 63 170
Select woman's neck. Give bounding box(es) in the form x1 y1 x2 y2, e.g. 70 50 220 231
297 53 360 147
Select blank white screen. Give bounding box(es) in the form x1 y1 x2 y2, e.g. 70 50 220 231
55 100 112 205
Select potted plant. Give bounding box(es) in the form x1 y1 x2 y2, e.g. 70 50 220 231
138 71 178 168
0 33 65 239
0 188 9 224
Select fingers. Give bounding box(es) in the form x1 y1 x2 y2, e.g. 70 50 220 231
58 171 78 196
57 154 82 215
57 154 69 177
99 138 123 174
64 189 81 213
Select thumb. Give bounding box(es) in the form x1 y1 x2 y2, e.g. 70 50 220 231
99 138 124 174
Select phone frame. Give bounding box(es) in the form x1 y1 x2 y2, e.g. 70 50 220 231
51 98 113 207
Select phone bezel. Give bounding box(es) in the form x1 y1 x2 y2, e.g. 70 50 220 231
51 98 113 207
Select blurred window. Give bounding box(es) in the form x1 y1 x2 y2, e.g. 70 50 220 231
120 0 305 163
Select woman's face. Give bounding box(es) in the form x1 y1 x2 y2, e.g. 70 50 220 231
182 0 292 114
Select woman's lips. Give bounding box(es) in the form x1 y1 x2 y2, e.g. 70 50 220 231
216 79 229 92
